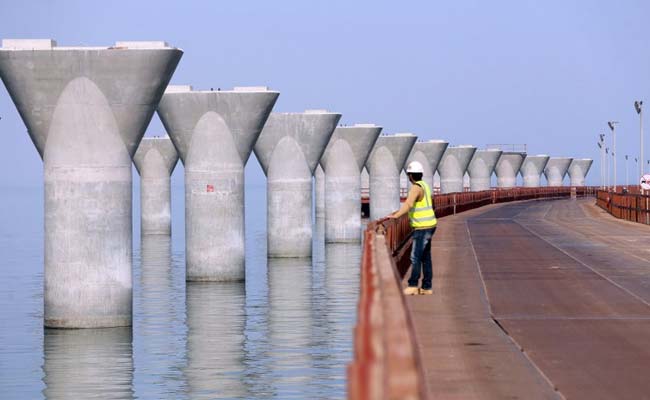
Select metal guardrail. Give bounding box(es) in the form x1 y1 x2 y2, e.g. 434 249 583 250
348 215 428 400
596 189 650 225
348 186 598 400
361 188 408 199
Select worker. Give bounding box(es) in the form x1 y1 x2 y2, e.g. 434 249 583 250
389 161 437 295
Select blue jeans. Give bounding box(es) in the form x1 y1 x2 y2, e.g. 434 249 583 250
408 227 436 290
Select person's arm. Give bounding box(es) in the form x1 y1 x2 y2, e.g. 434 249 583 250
389 184 422 218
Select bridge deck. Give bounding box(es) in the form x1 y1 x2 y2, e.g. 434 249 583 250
406 198 650 400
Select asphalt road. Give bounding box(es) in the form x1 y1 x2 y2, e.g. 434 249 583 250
406 198 650 400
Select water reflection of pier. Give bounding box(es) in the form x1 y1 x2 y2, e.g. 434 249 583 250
324 243 361 375
185 281 247 399
267 257 314 397
42 327 133 399
135 235 185 398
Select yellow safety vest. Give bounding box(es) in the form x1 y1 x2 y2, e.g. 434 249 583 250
409 180 437 229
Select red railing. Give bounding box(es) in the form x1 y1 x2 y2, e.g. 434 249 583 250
596 189 650 224
349 186 598 400
361 188 408 201
348 215 428 400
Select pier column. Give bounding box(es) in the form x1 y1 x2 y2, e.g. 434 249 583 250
544 157 573 186
158 85 278 281
520 155 550 187
133 136 179 235
0 39 182 328
495 152 526 188
361 167 370 194
315 164 325 219
568 159 593 186
321 124 381 242
254 110 340 258
406 140 449 191
468 149 502 191
437 145 477 194
400 170 409 194
366 134 417 221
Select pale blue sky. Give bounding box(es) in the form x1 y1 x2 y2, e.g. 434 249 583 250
1 0 649 187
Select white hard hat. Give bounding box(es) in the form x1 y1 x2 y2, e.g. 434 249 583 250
406 161 424 174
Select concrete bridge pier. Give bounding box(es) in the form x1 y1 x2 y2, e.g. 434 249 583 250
361 167 370 193
133 136 179 235
520 155 550 187
400 170 408 193
320 124 382 242
366 134 417 220
437 145 477 194
468 149 502 191
157 85 279 281
568 158 593 186
544 157 573 186
495 152 526 188
315 164 325 219
254 110 340 258
406 140 449 191
0 39 182 328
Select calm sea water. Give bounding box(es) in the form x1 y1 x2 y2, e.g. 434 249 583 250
0 183 361 399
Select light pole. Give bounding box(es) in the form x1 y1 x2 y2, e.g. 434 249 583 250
608 121 619 191
625 155 629 188
598 133 606 189
597 142 604 189
625 154 630 189
635 101 643 177
605 147 610 190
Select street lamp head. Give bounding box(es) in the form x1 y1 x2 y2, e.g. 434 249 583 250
597 142 602 148
626 155 629 160
607 121 619 131
599 133 605 141
635 100 643 114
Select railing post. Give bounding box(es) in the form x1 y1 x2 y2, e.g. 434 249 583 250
453 193 457 215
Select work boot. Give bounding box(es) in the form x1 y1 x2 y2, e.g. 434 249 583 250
419 288 433 295
403 286 419 296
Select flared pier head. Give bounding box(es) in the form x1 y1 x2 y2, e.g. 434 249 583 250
366 133 417 220
158 85 279 281
405 140 449 190
133 136 179 235
568 158 593 187
0 39 182 328
467 149 502 191
495 152 526 188
254 110 341 258
320 124 382 242
520 155 550 187
544 157 573 186
437 145 477 194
